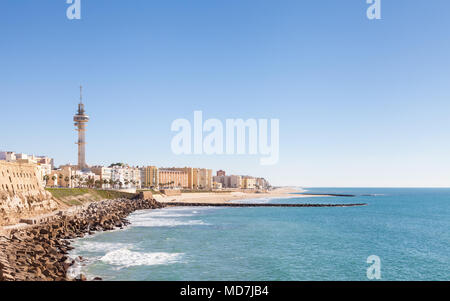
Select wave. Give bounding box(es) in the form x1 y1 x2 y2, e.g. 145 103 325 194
129 217 208 227
66 256 83 279
127 207 215 228
100 248 183 268
71 241 134 253
132 210 195 218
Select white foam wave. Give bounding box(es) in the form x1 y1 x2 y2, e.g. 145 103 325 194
129 217 208 227
100 249 183 268
66 258 83 279
128 207 212 227
72 241 133 253
135 211 195 218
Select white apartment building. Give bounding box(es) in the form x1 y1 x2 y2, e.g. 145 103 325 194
91 166 113 189
110 165 141 189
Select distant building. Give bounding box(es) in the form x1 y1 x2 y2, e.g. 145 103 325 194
242 177 256 189
110 164 141 189
140 166 159 188
256 178 270 189
198 168 212 190
216 170 226 177
229 175 242 188
0 151 17 162
91 166 113 189
159 168 188 189
212 182 223 189
0 151 54 168
213 175 242 189
168 167 212 190
45 167 75 188
36 163 52 187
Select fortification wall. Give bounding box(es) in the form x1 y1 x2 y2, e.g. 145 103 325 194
0 161 59 226
160 189 182 196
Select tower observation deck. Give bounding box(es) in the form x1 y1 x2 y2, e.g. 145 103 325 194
73 86 90 170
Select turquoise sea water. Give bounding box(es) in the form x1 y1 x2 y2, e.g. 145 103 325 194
69 188 450 281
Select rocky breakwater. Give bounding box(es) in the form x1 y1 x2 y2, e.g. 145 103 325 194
0 198 165 281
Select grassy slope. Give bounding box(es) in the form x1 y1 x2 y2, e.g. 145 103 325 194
46 188 137 207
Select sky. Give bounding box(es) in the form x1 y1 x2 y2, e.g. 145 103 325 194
1 0 450 187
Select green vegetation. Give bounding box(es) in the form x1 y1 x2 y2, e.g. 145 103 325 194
45 188 90 199
46 188 137 206
108 163 126 168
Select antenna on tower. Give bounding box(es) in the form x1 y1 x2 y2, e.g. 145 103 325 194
80 85 83 103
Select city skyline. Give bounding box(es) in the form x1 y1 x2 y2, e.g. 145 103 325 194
2 1 450 187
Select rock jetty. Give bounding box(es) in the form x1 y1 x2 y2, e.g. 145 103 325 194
0 198 164 281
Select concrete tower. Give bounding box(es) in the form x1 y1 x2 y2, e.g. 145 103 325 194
73 86 90 170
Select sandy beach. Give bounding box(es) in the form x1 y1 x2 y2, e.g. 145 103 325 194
154 187 313 204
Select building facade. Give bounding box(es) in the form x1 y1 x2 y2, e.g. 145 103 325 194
216 170 226 177
242 177 256 189
91 166 113 189
213 175 243 189
0 161 42 195
158 168 188 189
140 166 159 188
110 165 141 189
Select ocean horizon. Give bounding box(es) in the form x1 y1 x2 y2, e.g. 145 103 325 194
68 188 450 281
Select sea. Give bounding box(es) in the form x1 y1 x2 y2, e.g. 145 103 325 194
68 188 450 281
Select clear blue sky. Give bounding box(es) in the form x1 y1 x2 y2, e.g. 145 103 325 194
1 0 450 187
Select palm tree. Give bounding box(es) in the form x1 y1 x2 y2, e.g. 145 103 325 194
87 178 95 188
74 175 81 188
95 180 102 189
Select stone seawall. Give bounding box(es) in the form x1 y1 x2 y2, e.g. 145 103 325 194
0 161 60 226
0 198 165 281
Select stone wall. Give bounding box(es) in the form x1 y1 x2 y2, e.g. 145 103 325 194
160 189 181 196
139 191 153 200
0 161 59 226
